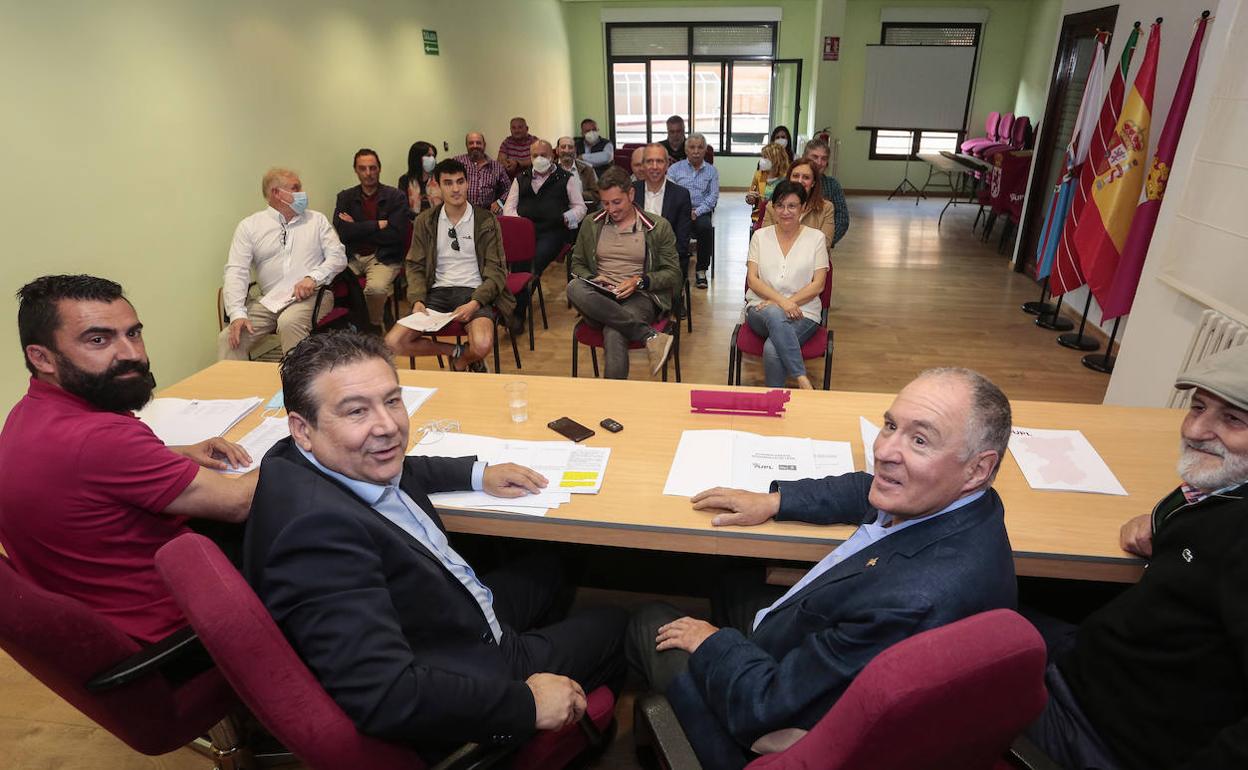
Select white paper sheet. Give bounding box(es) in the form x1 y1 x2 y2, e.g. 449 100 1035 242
258 278 300 314
429 490 571 509
558 446 611 493
400 386 437 416
137 397 263 447
222 417 290 475
397 309 458 332
813 440 855 477
859 417 881 474
662 430 736 496
1008 427 1128 496
663 431 818 497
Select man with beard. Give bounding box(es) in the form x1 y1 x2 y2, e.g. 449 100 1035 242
0 275 257 645
1024 344 1248 770
455 132 512 213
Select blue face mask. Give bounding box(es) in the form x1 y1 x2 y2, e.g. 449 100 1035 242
287 190 309 215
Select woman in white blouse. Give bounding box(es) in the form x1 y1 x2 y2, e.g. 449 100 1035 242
745 180 830 389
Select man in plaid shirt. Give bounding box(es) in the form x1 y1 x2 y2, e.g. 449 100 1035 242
455 132 511 212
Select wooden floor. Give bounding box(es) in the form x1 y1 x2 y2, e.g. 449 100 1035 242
0 194 1111 769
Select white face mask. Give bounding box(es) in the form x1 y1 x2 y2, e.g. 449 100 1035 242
422 156 436 173
774 136 789 148
584 130 600 145
532 156 553 174
758 158 773 172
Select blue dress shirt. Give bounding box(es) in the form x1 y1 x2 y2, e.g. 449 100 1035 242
752 489 987 631
668 160 720 217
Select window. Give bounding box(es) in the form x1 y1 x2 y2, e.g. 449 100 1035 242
868 22 980 160
606 22 789 155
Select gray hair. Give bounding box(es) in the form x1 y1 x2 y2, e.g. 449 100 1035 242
917 367 1012 476
261 167 298 199
685 132 707 148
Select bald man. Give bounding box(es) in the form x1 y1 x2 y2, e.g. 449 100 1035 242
454 132 511 212
630 146 646 183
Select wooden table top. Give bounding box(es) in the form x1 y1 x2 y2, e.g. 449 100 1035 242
166 362 1184 582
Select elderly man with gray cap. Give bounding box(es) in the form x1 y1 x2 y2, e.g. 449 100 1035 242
1024 344 1248 770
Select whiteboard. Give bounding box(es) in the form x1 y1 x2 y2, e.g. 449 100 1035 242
861 45 977 131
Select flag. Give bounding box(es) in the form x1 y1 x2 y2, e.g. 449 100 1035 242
1101 14 1210 321
1035 31 1110 280
1050 24 1141 296
1071 21 1161 305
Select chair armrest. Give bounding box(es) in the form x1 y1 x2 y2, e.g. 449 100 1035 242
1006 735 1064 770
634 694 702 770
86 626 206 692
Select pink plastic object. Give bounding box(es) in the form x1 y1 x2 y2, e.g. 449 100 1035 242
690 389 791 417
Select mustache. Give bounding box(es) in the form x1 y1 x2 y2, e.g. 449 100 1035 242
1183 438 1228 458
106 359 151 379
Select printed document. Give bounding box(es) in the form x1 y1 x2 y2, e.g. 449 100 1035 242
663 430 818 497
1008 427 1127 495
397 309 458 332
222 417 289 475
813 440 855 478
137 397 262 447
859 417 881 474
259 278 301 314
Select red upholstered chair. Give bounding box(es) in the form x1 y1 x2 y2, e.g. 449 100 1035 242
635 609 1049 770
729 272 835 389
0 554 241 764
571 315 682 382
155 533 618 770
498 215 547 351
960 111 1001 156
975 112 1020 160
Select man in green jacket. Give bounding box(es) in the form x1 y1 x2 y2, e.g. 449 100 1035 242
386 159 515 372
566 166 680 379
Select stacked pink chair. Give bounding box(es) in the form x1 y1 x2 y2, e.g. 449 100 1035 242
960 111 1002 156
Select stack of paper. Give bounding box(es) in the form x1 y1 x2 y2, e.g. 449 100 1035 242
137 397 263 447
409 432 612 516
1008 427 1127 495
221 417 290 475
662 430 854 497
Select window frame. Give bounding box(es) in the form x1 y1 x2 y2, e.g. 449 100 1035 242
867 21 982 161
605 21 781 156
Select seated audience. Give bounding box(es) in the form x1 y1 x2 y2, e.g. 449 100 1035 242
769 125 794 162
218 167 347 360
659 115 688 163
632 143 692 278
497 116 537 179
0 275 256 645
333 148 412 333
667 133 720 289
557 135 599 212
1024 344 1248 770
629 145 645 183
760 159 835 252
627 367 1016 769
386 159 513 372
802 138 849 246
455 132 511 212
745 142 789 230
743 180 828 389
566 167 680 380
575 117 614 178
243 331 627 758
398 140 442 214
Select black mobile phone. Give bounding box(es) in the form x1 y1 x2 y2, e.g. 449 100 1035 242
600 418 623 433
547 417 595 443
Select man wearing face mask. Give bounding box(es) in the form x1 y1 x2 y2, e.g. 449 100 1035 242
218 167 347 360
455 132 512 213
575 118 615 178
556 136 598 212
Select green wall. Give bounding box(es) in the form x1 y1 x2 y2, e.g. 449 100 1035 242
1014 0 1062 122
561 0 820 187
0 0 573 409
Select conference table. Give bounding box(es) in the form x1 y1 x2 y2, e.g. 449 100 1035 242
166 362 1187 584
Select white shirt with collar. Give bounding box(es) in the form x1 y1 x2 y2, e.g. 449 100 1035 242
644 181 667 217
502 169 588 228
222 206 347 322
433 205 483 289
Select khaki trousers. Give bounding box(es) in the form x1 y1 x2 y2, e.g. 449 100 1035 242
350 253 401 326
216 294 328 360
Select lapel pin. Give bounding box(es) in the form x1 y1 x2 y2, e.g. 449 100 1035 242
866 557 879 568
1182 548 1193 563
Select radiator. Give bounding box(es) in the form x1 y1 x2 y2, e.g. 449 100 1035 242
1168 310 1248 407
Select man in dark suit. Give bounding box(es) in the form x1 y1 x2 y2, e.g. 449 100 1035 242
627 367 1017 769
632 143 692 279
243 331 627 759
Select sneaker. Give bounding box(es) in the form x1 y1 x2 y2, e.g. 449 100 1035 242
695 272 708 289
467 359 488 373
645 331 674 377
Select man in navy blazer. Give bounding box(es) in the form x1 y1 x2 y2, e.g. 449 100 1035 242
242 331 627 760
632 143 692 277
628 367 1018 768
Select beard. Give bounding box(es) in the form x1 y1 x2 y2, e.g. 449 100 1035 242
56 352 156 413
1177 438 1248 492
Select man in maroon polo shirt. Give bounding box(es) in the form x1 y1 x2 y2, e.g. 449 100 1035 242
0 275 257 644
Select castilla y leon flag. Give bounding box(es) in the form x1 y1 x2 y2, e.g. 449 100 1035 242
1049 23 1141 297
1101 13 1210 321
1072 20 1162 305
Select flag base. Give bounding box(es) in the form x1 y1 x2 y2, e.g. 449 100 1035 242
1022 301 1055 316
1058 332 1100 351
1082 353 1115 373
1036 314 1074 332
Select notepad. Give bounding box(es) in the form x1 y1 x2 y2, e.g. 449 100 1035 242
137 397 262 447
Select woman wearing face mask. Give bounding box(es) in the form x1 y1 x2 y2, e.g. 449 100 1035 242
397 141 442 214
746 143 790 230
760 159 835 252
770 126 794 162
744 180 828 389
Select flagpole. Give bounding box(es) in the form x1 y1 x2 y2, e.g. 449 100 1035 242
1057 293 1101 351
1082 317 1121 373
1036 294 1075 331
1022 282 1054 316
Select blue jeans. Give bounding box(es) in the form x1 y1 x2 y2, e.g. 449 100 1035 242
745 304 818 387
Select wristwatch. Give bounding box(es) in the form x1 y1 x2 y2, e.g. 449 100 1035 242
638 275 650 291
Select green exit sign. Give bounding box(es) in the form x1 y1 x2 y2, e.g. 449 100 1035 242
422 29 439 55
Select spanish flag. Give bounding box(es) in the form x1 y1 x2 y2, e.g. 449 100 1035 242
1072 21 1161 305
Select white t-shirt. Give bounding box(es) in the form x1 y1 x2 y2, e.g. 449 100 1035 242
746 225 830 323
434 206 483 289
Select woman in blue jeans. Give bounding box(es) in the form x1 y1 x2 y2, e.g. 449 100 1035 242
744 180 829 389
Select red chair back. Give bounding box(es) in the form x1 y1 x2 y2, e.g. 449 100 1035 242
745 609 1047 770
1011 116 1032 149
0 554 235 756
155 534 426 770
985 111 1001 138
499 215 537 265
